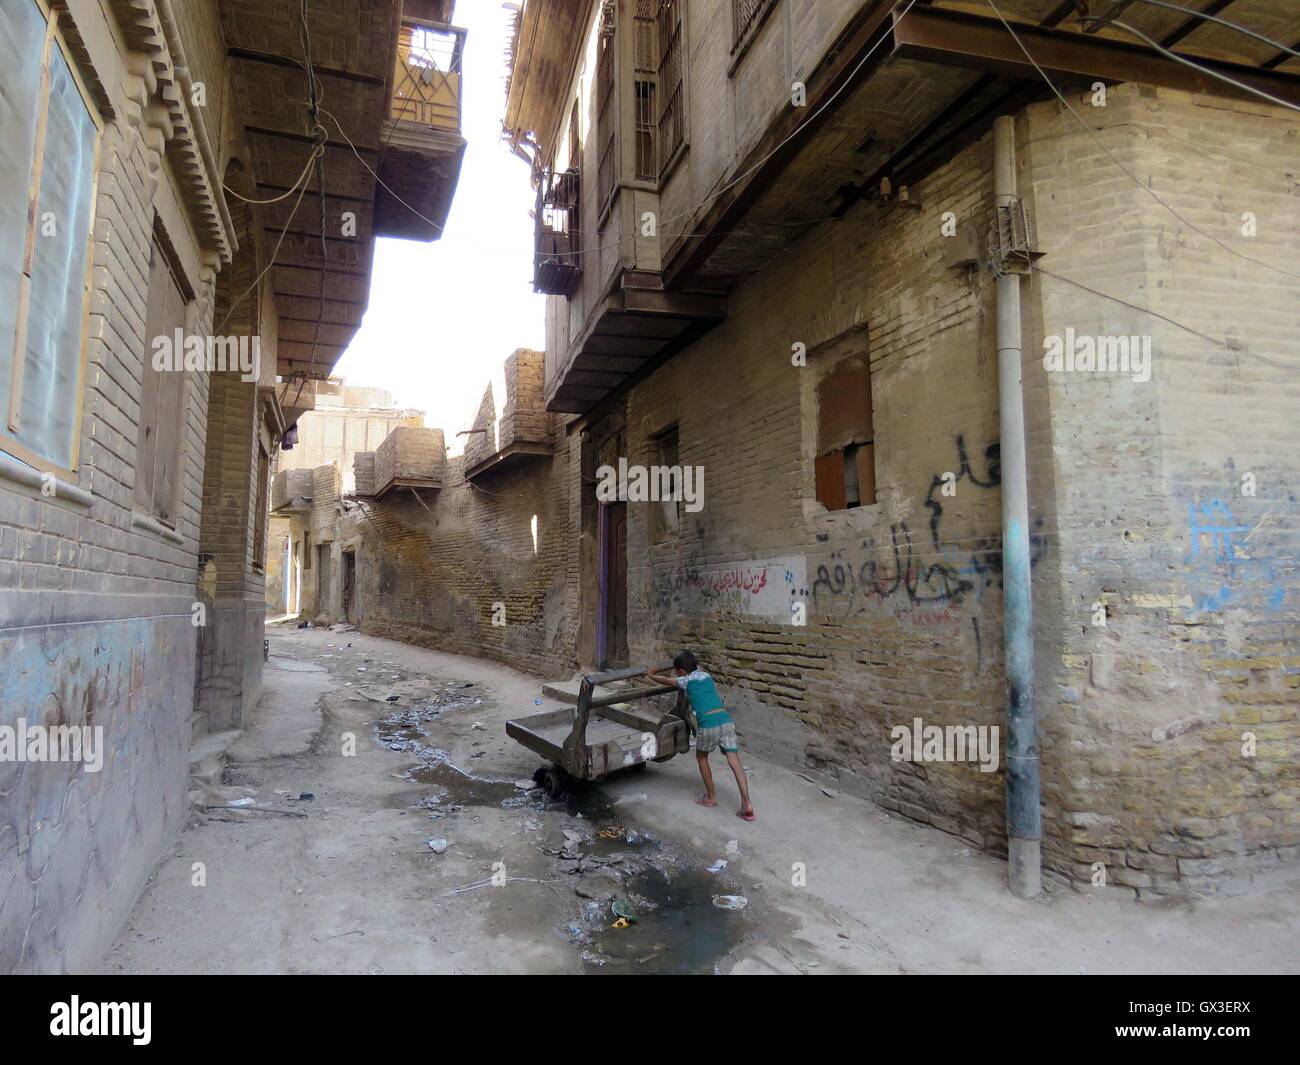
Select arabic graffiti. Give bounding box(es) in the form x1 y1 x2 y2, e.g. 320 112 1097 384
659 555 809 623
811 435 1046 616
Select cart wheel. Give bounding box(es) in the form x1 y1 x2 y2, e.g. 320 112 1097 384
542 766 568 799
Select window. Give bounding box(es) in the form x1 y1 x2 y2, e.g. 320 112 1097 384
732 0 778 54
814 354 876 510
656 0 685 177
136 222 191 524
596 3 618 214
652 426 681 542
0 1 101 475
633 1 657 182
253 444 269 569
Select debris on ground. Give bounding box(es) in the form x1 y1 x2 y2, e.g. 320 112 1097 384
712 895 748 911
428 839 449 854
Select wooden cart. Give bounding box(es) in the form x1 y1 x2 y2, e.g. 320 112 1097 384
507 665 691 797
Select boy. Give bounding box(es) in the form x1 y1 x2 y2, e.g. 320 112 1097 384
647 652 755 821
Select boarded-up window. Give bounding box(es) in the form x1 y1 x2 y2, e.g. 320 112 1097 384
1 2 101 474
652 426 680 542
656 0 685 176
135 227 190 523
815 354 875 510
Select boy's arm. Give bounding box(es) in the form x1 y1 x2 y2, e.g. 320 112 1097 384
645 667 678 688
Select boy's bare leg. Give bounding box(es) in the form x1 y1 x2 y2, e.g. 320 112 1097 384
696 751 718 806
724 751 755 818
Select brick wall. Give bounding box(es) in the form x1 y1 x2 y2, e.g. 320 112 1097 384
0 0 223 970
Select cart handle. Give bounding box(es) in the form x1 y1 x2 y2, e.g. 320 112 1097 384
566 663 679 778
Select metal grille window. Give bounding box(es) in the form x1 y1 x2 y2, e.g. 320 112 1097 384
732 0 777 51
656 0 684 177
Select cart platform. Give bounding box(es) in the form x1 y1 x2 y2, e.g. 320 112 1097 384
507 665 691 796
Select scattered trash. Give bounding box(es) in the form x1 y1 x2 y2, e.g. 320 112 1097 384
562 830 585 844
534 698 543 705
820 787 838 798
228 797 255 807
611 917 630 929
712 895 748 911
294 793 315 801
385 695 400 703
428 839 449 854
462 682 474 688
725 839 739 854
613 792 648 806
612 900 637 923
514 779 537 791
597 827 623 839
472 722 485 730
706 859 728 874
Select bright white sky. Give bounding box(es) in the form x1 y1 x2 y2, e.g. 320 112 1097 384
333 1 544 455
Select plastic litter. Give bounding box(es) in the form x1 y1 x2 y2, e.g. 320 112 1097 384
712 894 748 910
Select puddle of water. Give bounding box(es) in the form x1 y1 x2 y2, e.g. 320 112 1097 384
373 678 744 973
578 865 746 974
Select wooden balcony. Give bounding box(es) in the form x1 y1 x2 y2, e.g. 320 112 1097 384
376 18 468 241
533 166 581 296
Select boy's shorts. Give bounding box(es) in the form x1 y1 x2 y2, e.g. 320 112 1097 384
694 719 739 755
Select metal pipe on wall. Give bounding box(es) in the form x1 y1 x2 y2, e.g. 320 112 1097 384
993 114 1042 899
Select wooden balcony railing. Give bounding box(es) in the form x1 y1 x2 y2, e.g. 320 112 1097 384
391 19 465 133
534 166 581 296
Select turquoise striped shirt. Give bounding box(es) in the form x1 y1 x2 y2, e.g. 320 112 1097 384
676 669 730 726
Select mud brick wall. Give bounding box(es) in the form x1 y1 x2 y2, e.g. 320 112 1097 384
1022 86 1300 895
375 426 447 494
352 445 578 677
612 89 1299 896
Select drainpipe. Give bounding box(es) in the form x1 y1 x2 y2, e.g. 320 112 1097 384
993 115 1041 899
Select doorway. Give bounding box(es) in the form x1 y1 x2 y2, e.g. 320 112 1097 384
598 501 628 668
342 549 356 624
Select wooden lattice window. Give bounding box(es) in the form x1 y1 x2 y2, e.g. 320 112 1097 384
596 6 618 214
732 0 778 52
656 0 685 177
634 1 657 182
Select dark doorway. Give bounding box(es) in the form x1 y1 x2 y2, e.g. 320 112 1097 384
342 549 356 624
599 501 628 668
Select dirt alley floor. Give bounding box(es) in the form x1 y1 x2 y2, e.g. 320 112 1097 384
95 625 1300 975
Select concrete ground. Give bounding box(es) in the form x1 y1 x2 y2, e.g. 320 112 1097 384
96 626 1300 975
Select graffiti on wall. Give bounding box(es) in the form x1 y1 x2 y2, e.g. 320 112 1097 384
1185 494 1290 612
811 435 1046 621
661 555 809 623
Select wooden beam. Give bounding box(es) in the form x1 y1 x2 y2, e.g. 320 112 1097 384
890 5 1300 106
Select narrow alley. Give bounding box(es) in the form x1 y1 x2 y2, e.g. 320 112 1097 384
98 625 1300 975
2 0 1299 1025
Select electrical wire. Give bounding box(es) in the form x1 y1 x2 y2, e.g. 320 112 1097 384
221 145 322 204
984 0 1300 282
1107 18 1300 114
1032 264 1299 371
1131 0 1300 58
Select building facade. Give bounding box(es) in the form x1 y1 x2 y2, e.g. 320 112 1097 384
479 0 1295 896
0 0 465 971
